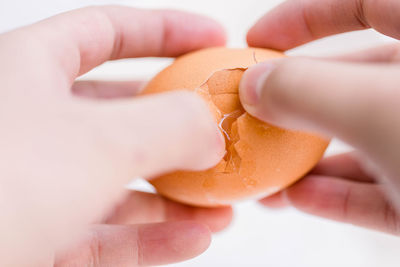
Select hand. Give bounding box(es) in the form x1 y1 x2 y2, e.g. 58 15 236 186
0 5 232 266
239 0 400 234
55 191 232 266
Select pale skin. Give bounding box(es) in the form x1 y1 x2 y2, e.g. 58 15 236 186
240 0 400 235
4 1 400 266
0 6 233 266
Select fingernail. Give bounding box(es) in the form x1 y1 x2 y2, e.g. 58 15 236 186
239 62 276 107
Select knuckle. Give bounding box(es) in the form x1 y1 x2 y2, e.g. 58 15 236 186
88 230 102 266
136 228 145 266
72 6 116 50
354 0 369 28
341 186 353 220
383 200 400 234
74 6 110 24
300 3 318 39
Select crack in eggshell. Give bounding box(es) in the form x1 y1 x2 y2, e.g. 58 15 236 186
143 48 331 207
195 68 249 174
193 52 264 178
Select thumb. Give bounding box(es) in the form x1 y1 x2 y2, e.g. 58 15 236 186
239 58 400 159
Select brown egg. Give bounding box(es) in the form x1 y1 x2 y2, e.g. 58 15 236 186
142 47 329 207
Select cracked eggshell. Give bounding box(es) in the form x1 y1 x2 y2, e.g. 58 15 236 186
142 47 329 207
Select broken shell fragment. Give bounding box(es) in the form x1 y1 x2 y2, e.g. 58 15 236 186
142 47 329 207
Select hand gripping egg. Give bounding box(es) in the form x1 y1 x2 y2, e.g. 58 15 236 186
142 47 329 207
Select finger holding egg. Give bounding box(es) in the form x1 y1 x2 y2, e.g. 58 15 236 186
142 47 329 207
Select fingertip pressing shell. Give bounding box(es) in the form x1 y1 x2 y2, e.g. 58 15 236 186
142 47 329 207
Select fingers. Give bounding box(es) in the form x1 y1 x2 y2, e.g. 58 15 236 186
55 222 211 267
259 152 375 208
82 91 225 179
310 152 376 183
72 80 146 99
259 152 376 208
22 6 226 83
247 0 400 50
282 175 400 235
105 191 233 232
0 91 224 264
239 58 400 165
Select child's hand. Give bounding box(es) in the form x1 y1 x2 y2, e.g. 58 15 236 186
240 0 400 234
0 6 232 266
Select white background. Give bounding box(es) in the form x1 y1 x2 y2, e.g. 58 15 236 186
1 1 400 266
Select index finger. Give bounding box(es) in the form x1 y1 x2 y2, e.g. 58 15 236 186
247 0 400 50
22 6 226 83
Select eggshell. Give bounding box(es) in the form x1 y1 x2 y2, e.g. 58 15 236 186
142 47 329 207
